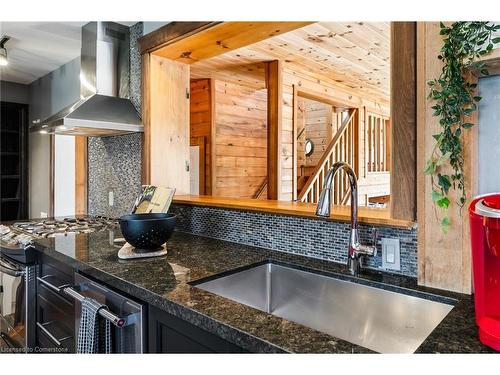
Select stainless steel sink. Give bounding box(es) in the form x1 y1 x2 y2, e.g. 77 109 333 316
194 262 454 353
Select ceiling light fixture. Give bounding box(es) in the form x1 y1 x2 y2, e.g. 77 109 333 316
0 36 10 66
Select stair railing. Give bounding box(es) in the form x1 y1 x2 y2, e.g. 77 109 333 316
298 108 358 204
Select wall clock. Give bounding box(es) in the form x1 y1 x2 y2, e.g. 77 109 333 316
305 139 314 157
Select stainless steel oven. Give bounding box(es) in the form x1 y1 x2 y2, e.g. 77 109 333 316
0 254 36 352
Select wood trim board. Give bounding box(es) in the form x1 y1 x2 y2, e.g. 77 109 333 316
141 53 151 185
390 22 417 222
75 136 87 215
265 60 282 200
139 22 220 55
416 22 478 294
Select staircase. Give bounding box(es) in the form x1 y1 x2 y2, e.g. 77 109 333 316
297 108 358 204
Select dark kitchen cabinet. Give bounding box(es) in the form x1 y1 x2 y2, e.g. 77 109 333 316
148 306 247 353
0 101 29 221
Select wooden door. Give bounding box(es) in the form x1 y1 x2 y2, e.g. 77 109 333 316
149 55 190 194
190 136 206 194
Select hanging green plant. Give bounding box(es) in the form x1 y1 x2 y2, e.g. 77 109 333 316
425 21 500 232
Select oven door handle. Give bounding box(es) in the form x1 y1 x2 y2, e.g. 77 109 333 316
0 261 24 277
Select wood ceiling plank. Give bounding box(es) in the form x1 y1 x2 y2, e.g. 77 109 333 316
186 22 390 102
267 33 389 97
290 25 389 74
228 43 387 101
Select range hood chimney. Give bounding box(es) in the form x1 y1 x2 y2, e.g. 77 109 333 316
31 22 142 136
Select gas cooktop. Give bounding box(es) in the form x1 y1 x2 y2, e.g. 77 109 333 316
0 216 118 263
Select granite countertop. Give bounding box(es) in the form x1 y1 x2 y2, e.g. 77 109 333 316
32 228 494 353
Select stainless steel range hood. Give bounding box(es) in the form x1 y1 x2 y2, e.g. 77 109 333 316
31 22 142 136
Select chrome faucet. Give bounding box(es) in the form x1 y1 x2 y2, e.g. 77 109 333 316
315 162 377 276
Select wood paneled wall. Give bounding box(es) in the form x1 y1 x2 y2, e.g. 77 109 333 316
284 63 390 201
212 80 268 198
190 78 212 194
296 98 335 168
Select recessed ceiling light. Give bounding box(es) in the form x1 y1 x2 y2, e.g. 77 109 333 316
0 36 10 66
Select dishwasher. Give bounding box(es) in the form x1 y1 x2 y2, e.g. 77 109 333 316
37 273 146 353
71 273 146 353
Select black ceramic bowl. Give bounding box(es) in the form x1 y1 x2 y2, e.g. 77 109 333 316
119 213 177 250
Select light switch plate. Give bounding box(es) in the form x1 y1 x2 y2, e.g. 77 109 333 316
381 238 400 271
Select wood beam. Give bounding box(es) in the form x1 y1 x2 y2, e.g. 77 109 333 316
75 136 88 215
390 22 417 221
265 60 282 200
152 22 313 64
139 22 218 55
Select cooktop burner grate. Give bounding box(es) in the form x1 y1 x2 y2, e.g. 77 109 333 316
11 216 118 238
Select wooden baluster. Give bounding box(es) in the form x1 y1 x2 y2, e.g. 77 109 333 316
341 132 345 202
372 116 376 172
348 118 352 166
315 177 319 203
376 116 379 172
334 142 338 204
320 168 323 201
367 115 372 172
380 117 383 171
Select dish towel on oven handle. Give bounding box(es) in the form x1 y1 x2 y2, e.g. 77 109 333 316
77 297 112 354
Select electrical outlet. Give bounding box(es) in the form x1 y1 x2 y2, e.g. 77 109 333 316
381 238 400 271
109 191 114 207
40 212 48 218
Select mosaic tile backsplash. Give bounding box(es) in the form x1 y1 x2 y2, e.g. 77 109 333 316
87 134 142 217
171 204 418 277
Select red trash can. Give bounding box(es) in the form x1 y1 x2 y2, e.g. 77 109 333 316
469 193 500 351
